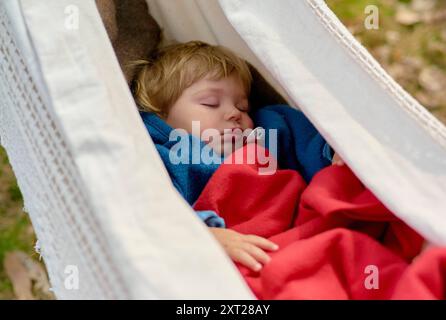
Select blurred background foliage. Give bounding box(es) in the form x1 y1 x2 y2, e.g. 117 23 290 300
327 0 446 123
1 0 445 299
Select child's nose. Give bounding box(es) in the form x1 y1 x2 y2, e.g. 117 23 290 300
225 106 242 122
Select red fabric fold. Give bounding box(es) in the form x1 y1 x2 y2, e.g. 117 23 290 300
193 145 446 299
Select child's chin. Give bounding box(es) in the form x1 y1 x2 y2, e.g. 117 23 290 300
206 138 246 158
220 141 245 158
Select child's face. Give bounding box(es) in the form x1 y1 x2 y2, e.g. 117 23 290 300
166 74 254 156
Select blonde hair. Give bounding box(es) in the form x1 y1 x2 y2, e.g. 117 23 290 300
131 41 252 118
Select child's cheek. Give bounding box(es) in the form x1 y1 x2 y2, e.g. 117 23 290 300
245 116 254 130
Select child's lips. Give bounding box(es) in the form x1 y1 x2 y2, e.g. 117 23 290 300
222 127 242 134
221 127 243 134
222 130 243 141
222 135 240 142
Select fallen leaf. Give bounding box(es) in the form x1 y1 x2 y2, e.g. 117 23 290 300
401 56 424 71
385 31 400 45
396 5 421 25
3 250 54 300
388 63 406 80
421 9 445 23
4 251 35 300
411 0 437 12
374 45 391 64
415 90 441 109
419 66 446 92
427 41 446 55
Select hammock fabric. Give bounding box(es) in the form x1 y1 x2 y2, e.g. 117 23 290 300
194 144 446 299
1 0 446 299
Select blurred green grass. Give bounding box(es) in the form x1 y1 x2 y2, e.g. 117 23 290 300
0 146 38 299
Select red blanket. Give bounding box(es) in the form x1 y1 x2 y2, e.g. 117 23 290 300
193 144 446 299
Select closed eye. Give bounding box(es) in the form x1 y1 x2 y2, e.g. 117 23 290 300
201 103 219 107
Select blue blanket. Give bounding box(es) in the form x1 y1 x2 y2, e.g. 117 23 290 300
253 105 333 183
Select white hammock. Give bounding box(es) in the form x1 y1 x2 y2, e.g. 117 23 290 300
0 0 445 300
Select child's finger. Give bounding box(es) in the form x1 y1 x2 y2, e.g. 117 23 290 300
332 153 345 166
244 235 279 251
242 243 271 265
231 249 263 272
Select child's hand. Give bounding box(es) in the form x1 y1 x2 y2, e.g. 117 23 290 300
332 152 345 166
209 227 279 272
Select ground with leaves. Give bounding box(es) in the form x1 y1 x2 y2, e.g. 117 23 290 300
1 0 445 299
0 147 53 299
327 0 446 123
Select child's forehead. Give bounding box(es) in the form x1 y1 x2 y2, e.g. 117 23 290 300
189 76 248 98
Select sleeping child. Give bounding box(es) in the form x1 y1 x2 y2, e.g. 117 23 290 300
132 40 343 273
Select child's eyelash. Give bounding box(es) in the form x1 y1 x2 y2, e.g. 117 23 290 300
201 103 249 111
202 103 218 107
